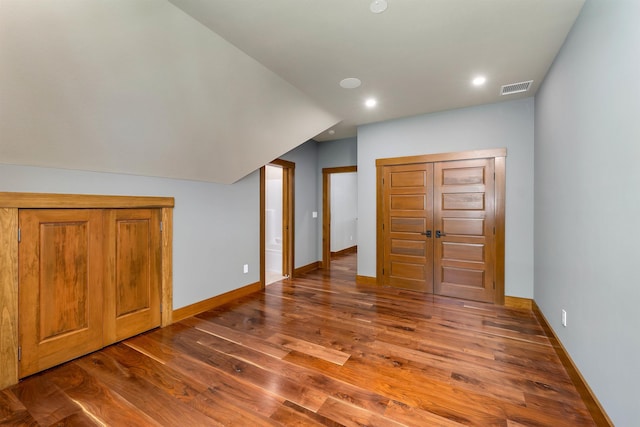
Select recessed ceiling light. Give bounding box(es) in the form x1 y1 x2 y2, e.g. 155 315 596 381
339 77 362 89
328 129 336 135
365 98 377 108
370 0 388 14
472 76 487 86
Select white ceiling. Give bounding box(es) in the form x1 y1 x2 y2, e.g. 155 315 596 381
0 1 585 184
170 0 585 141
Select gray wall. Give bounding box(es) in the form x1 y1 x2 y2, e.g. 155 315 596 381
280 140 321 268
534 0 640 424
317 137 358 256
357 98 535 298
0 163 259 310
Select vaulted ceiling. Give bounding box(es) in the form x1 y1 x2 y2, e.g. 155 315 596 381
0 0 584 184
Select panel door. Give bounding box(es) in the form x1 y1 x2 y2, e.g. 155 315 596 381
434 158 496 303
104 209 161 343
382 163 434 292
18 209 104 377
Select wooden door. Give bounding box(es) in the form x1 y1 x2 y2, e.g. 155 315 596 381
104 209 161 343
382 163 434 292
18 209 104 377
434 159 496 303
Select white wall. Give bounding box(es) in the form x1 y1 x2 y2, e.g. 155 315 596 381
330 172 358 252
0 0 338 184
0 163 260 310
357 98 535 298
534 0 640 424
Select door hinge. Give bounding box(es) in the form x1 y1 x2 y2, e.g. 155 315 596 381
493 281 496 290
382 268 385 275
160 221 163 232
18 228 21 243
18 346 22 361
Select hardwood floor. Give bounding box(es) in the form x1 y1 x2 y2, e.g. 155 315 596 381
1 253 597 426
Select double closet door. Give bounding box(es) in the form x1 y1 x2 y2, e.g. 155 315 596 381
380 156 500 303
18 208 161 377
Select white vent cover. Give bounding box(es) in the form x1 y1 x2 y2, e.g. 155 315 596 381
500 80 533 96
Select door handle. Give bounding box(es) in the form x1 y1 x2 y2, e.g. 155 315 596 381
436 230 446 238
421 230 432 238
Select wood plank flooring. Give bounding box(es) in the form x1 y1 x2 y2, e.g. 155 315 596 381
1 253 598 426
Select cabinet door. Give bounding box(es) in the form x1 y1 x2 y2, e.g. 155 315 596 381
104 209 161 343
19 209 104 377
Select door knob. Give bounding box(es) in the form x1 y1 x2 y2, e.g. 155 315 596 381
421 230 432 238
436 230 446 238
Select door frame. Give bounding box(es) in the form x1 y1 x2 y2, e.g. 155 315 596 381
322 166 357 269
260 159 295 287
376 148 506 304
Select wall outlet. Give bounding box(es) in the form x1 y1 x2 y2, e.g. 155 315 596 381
561 309 567 327
243 264 249 274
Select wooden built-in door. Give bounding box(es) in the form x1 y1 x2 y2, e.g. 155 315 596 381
18 208 163 378
104 209 161 343
18 209 104 377
377 149 505 304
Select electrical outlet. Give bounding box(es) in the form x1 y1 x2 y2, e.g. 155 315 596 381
561 309 567 327
243 264 249 274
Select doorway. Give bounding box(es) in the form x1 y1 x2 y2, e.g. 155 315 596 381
376 149 506 304
322 166 357 269
260 160 294 287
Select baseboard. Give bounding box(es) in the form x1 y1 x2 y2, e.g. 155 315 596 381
172 281 261 323
504 296 533 310
331 245 357 258
355 275 377 286
293 261 321 276
532 301 613 427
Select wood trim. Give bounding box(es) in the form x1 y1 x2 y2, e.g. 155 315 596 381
494 156 506 305
331 245 357 258
356 275 378 286
376 164 384 286
172 282 262 323
260 166 266 289
285 165 295 279
262 162 295 282
322 170 330 269
270 158 295 169
376 148 507 167
0 208 19 389
161 208 174 326
532 301 614 427
0 192 174 209
504 296 532 310
322 166 358 269
293 261 321 276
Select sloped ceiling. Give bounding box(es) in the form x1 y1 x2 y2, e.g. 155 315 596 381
0 0 339 184
0 0 584 184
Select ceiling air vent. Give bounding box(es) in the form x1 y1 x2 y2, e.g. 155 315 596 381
500 80 533 96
